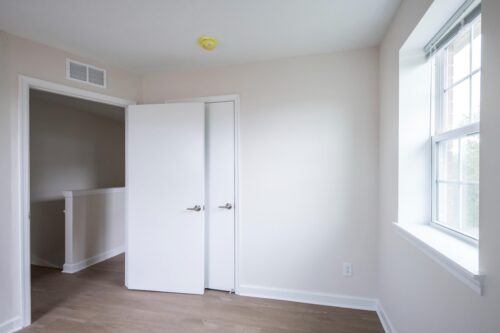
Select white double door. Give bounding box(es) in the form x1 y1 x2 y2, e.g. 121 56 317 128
126 101 235 295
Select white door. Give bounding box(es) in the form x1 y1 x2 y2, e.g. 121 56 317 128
206 101 235 291
126 103 205 295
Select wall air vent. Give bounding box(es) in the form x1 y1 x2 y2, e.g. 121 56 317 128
66 59 107 88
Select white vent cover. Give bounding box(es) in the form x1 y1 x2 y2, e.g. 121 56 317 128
66 59 106 88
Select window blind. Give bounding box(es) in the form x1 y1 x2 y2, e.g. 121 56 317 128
424 1 481 57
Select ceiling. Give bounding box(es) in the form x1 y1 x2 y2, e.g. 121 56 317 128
31 89 125 122
0 0 401 73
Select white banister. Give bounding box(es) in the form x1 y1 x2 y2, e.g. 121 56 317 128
62 187 125 273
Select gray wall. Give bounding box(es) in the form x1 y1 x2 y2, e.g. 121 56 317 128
30 91 125 268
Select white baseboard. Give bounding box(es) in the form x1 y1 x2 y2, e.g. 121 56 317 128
238 284 378 311
0 316 22 333
376 302 396 333
63 246 124 274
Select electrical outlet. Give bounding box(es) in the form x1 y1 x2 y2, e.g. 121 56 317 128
343 262 353 277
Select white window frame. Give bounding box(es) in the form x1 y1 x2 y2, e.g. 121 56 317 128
431 15 481 243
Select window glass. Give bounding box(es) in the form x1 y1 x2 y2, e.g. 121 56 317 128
471 72 481 123
443 79 471 131
472 17 482 71
461 134 480 183
433 14 481 240
435 135 480 238
437 183 460 230
445 30 471 88
438 139 460 181
462 184 479 238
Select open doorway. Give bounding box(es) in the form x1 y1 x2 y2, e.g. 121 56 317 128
29 89 126 321
19 76 135 326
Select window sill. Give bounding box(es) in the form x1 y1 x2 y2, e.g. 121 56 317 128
393 222 483 295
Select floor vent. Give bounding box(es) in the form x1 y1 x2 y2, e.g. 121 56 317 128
66 59 107 88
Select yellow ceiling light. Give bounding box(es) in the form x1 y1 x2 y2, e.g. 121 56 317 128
198 36 218 51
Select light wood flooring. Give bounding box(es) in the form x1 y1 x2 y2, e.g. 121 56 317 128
22 254 384 333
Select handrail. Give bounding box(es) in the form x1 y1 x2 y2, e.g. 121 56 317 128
62 187 125 198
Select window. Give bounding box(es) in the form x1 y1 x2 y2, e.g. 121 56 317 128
431 13 481 241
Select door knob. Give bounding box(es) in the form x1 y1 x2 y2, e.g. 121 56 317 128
187 205 202 212
218 203 232 210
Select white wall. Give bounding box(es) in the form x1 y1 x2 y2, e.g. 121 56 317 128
143 48 380 300
30 94 125 268
0 31 140 329
378 0 500 332
63 188 125 273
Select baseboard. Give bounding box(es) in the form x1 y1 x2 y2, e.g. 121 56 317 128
238 284 378 311
0 316 22 333
376 302 396 333
63 246 124 274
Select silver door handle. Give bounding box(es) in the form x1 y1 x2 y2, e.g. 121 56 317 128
187 205 202 212
218 203 232 210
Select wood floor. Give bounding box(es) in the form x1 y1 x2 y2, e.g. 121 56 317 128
23 255 384 333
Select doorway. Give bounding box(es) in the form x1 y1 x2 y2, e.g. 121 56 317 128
19 76 135 326
29 89 126 272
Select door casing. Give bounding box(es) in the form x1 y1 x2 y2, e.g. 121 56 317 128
18 75 135 328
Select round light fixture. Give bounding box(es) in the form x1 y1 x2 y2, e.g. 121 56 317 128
198 36 218 51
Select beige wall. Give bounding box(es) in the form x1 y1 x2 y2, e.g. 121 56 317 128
2 3 499 330
30 94 125 268
143 48 380 299
378 0 500 332
0 29 17 328
1 38 381 326
0 31 140 326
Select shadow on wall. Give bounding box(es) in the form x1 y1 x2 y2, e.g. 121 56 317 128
30 199 65 268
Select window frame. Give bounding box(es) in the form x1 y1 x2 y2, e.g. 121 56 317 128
430 15 481 244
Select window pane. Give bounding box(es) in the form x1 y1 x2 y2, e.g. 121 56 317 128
432 15 481 240
437 182 460 230
436 134 479 239
472 17 482 71
471 72 481 123
445 31 471 87
462 184 479 239
438 139 459 181
443 79 470 131
461 134 480 183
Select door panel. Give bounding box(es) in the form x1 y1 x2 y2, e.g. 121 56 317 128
206 101 235 291
126 103 205 294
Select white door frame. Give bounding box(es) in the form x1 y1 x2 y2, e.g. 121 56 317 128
18 75 135 327
166 95 241 294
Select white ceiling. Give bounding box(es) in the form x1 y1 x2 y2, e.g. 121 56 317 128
0 0 401 73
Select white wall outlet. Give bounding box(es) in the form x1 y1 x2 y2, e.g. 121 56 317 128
343 262 353 277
